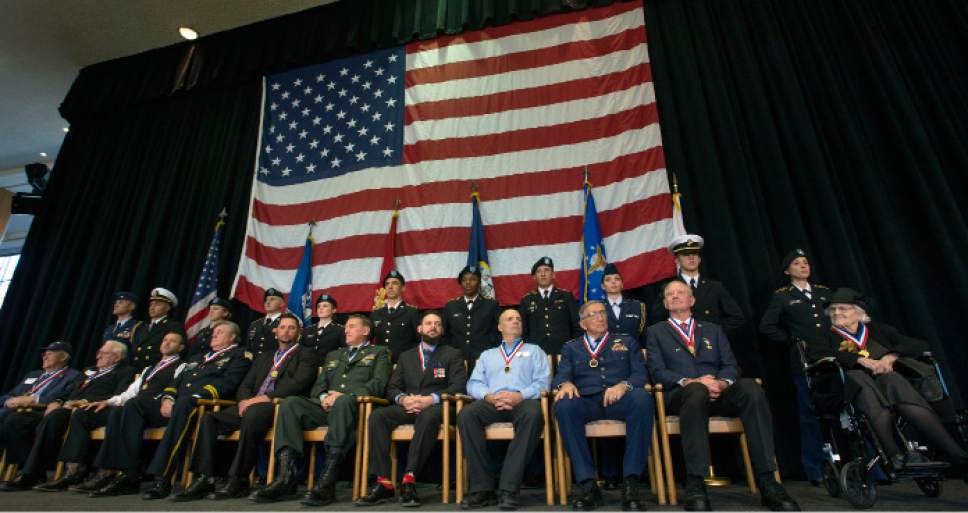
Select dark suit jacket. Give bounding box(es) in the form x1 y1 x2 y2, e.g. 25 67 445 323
386 344 467 401
57 365 136 403
0 367 81 405
805 322 928 370
651 277 745 332
645 320 740 390
236 345 320 400
442 296 499 362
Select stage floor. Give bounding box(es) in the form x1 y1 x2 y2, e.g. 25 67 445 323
0 479 966 511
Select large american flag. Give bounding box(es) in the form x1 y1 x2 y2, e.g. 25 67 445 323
232 1 676 313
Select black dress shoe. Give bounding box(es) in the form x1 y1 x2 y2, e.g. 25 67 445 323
34 465 88 492
70 471 115 493
460 490 498 509
141 477 172 500
0 472 43 492
399 482 420 507
170 475 215 502
498 489 520 511
603 478 622 491
355 483 395 506
207 477 249 500
682 477 711 512
89 474 141 497
760 481 800 511
572 484 604 511
622 477 646 511
300 484 336 507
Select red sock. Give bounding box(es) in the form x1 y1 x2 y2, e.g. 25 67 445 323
402 472 416 485
377 476 395 490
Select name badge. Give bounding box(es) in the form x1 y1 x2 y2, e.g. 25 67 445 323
84 369 96 376
24 378 37 384
519 351 530 357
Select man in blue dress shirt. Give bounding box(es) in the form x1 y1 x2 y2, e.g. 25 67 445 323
553 300 653 511
457 308 550 511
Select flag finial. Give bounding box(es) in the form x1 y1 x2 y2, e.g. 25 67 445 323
218 208 228 219
672 173 679 194
583 165 590 185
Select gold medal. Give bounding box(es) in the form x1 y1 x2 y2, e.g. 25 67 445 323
858 350 870 358
504 366 511 373
589 359 599 368
270 370 279 378
141 384 149 391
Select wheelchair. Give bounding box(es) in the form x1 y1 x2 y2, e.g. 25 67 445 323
796 340 963 509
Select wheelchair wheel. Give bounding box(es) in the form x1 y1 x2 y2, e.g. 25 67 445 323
840 460 877 509
822 460 841 497
915 477 942 498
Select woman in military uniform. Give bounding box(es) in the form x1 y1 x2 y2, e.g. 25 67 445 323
805 288 967 469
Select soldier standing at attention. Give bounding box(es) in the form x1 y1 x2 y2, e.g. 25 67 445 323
370 270 420 363
247 288 286 357
519 257 579 355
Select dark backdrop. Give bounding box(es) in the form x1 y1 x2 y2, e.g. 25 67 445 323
1 0 966 480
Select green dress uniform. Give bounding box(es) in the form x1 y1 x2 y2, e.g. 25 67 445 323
519 288 580 355
369 303 420 363
247 315 281 357
273 343 391 459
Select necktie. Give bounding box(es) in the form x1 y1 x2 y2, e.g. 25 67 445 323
348 347 358 361
542 290 549 300
611 302 621 318
803 289 812 300
690 278 697 290
422 348 432 369
264 318 271 326
679 322 695 354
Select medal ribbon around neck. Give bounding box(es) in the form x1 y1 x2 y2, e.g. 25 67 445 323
203 344 235 365
831 324 869 352
82 364 117 388
667 318 696 353
582 332 610 361
271 344 300 373
30 367 68 394
144 355 180 383
501 339 526 370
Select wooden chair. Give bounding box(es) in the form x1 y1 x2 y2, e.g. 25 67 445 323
181 398 278 487
302 395 380 501
1 403 48 480
454 354 556 506
654 379 781 505
358 395 454 503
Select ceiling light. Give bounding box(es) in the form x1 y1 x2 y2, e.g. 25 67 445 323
62 127 70 133
39 152 48 157
178 27 198 40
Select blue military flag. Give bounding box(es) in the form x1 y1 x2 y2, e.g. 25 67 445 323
288 235 314 325
581 180 608 302
468 191 495 300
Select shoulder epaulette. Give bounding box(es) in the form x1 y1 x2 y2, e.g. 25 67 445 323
775 286 790 293
814 283 830 289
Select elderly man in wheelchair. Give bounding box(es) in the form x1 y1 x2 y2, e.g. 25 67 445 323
800 288 967 507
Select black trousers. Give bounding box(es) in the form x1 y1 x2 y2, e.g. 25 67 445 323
667 379 776 478
456 399 544 494
146 396 202 478
22 407 108 475
94 395 168 472
0 409 42 467
192 402 275 478
366 404 443 479
56 407 112 464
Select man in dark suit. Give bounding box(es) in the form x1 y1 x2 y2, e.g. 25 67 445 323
0 342 80 474
130 287 185 368
645 280 798 511
519 256 580 355
102 291 142 348
188 297 232 357
601 263 647 340
370 270 421 363
246 288 286 357
173 312 319 501
252 315 391 506
553 300 653 511
357 310 468 507
650 235 744 335
34 333 187 492
442 265 499 369
1 341 135 491
301 294 344 357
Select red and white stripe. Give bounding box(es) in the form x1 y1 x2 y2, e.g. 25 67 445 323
184 290 215 342
233 1 676 313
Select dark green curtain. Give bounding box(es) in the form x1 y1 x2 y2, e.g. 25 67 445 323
2 0 966 480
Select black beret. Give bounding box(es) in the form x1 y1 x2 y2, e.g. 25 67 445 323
781 248 808 270
531 256 554 275
457 265 481 283
384 269 405 285
315 294 337 309
264 288 285 300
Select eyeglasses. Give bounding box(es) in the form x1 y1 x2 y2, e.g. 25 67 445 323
581 310 607 320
